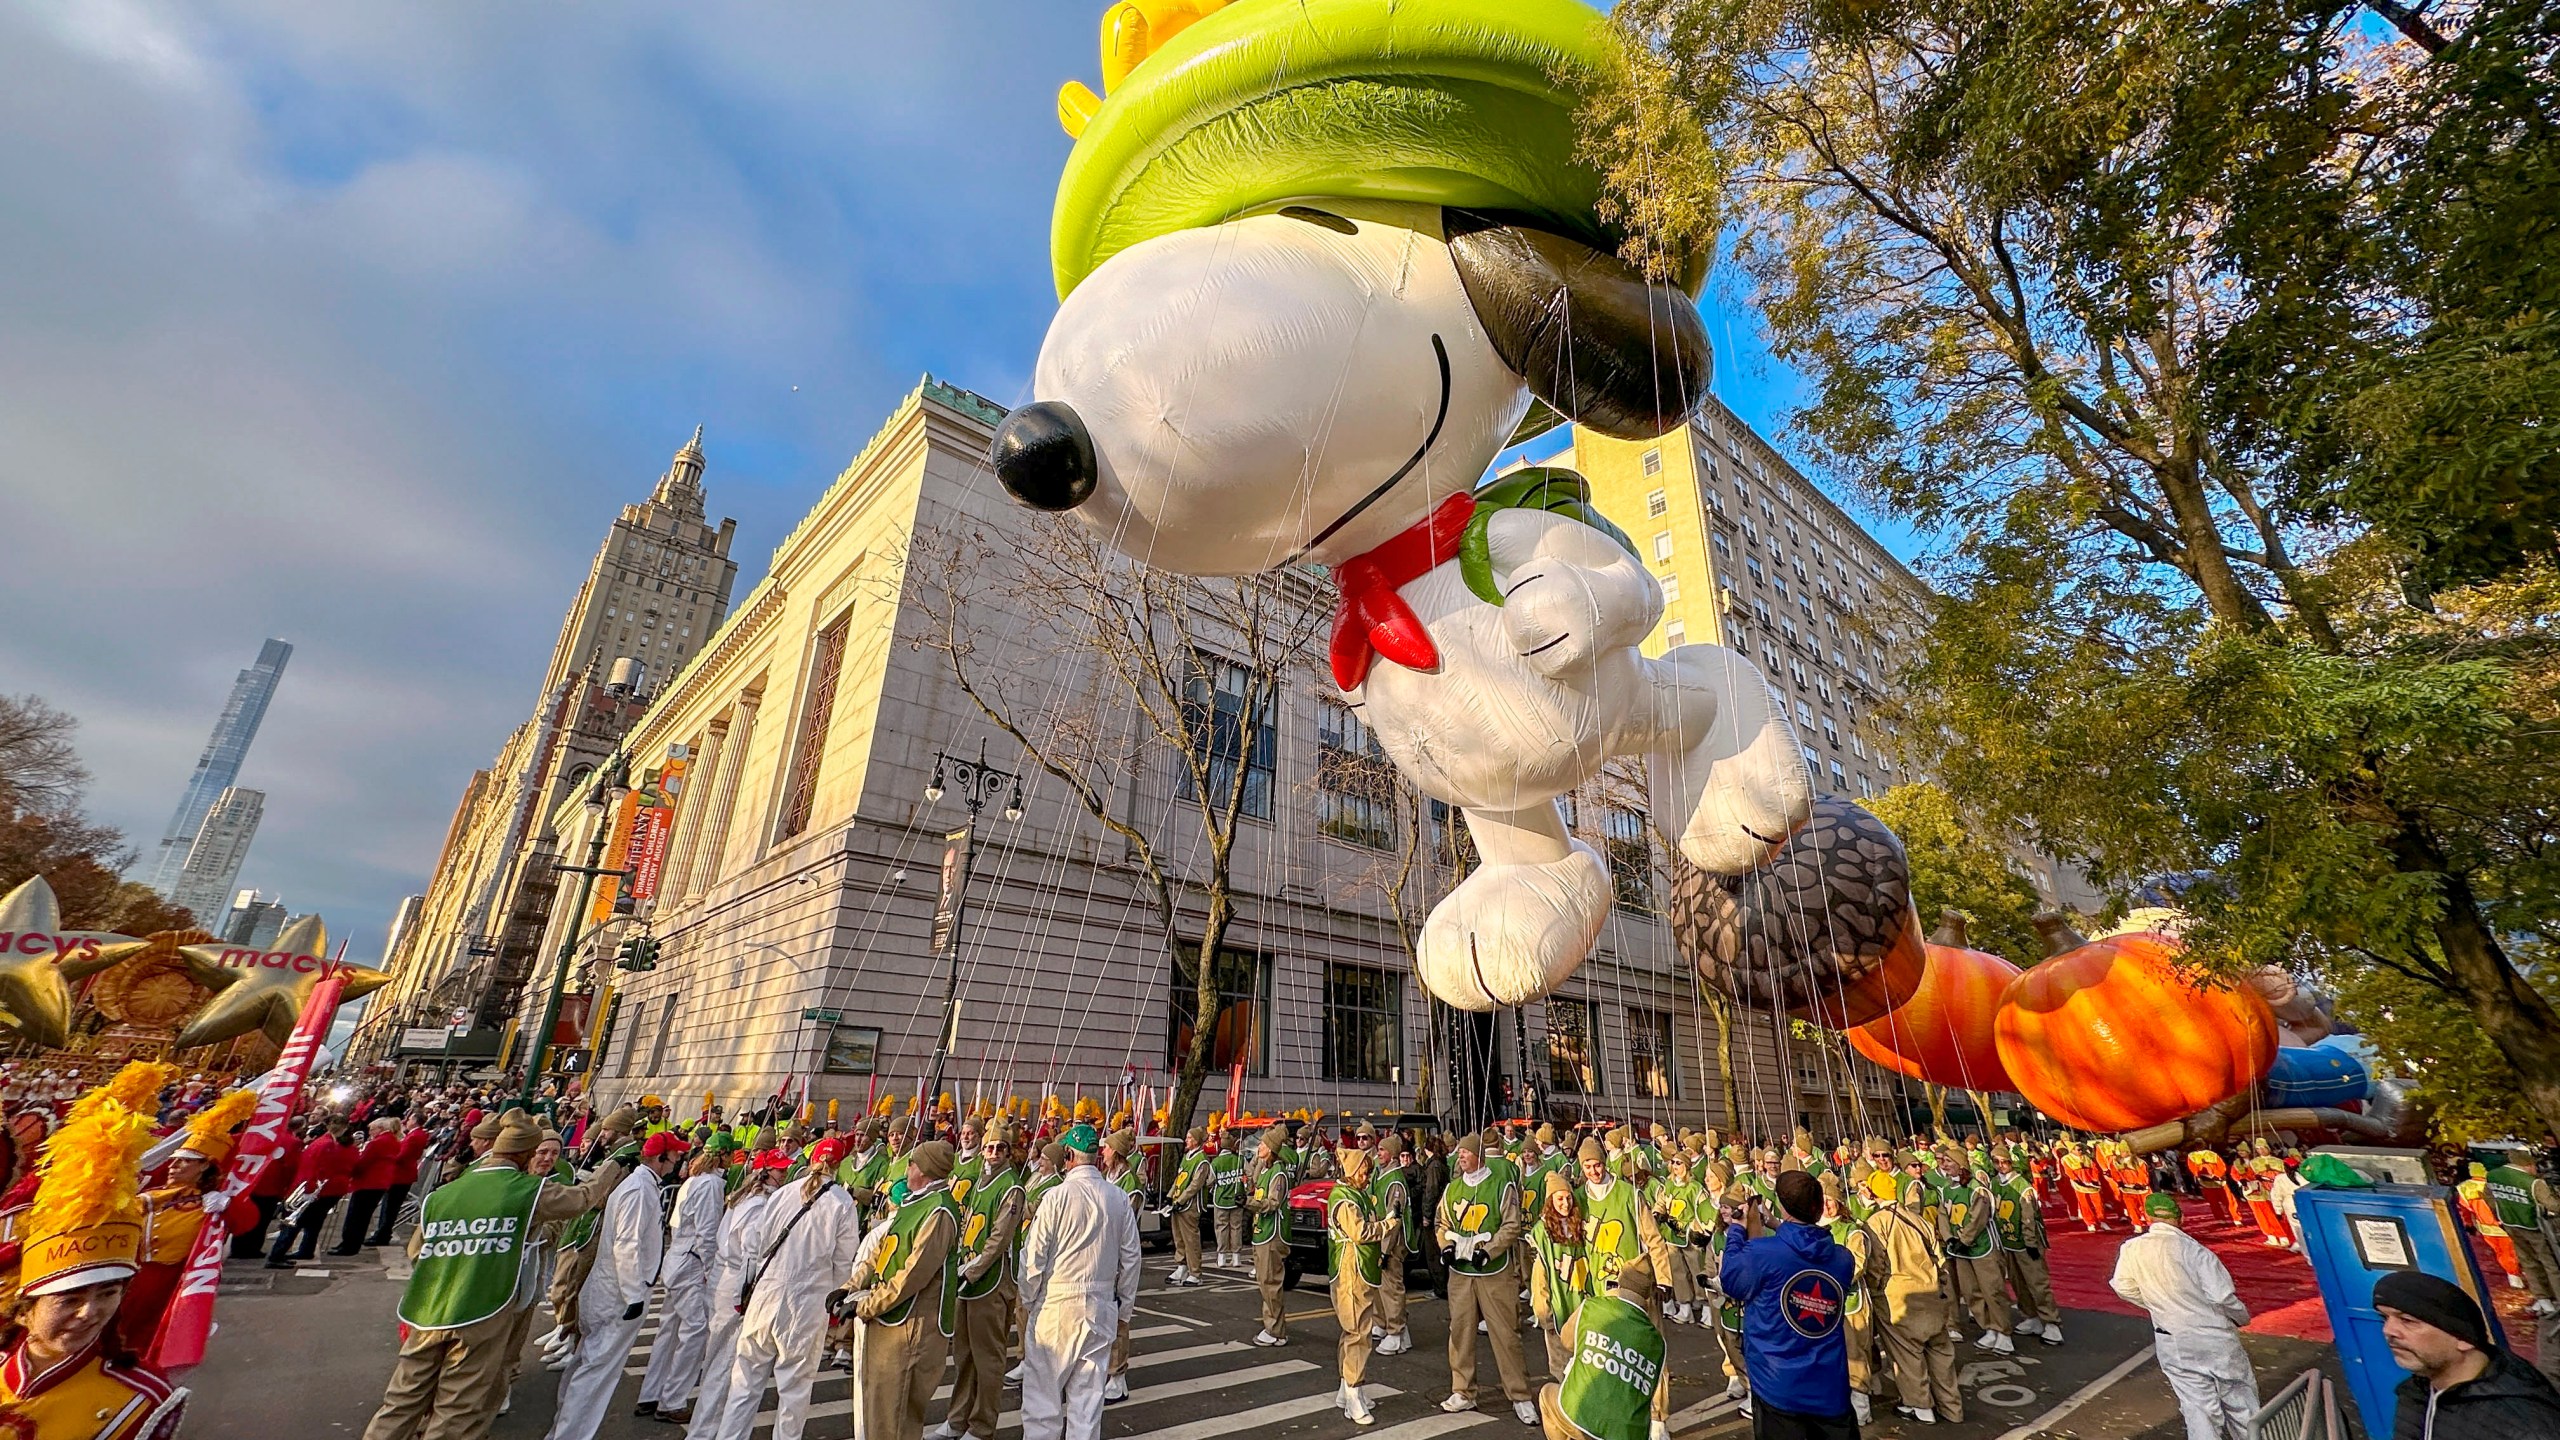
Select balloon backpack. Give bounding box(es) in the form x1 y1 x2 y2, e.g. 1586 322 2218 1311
993 0 2330 1146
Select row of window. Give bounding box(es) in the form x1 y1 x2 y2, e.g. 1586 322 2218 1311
1545 996 1679 1100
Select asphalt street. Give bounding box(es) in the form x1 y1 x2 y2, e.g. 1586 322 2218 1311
187 1242 2346 1440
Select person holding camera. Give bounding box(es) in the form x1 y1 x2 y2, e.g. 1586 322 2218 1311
1720 1173 1858 1439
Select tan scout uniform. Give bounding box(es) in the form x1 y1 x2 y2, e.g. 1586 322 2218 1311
1865 1173 1962 1423
1329 1150 1385 1396
1372 1136 1414 1349
364 1118 631 1440
950 1131 1026 1440
859 1142 963 1440
1438 1135 1532 1407
1247 1128 1295 1340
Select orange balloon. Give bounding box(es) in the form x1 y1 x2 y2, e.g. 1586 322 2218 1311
1993 918 2278 1133
1846 912 2019 1092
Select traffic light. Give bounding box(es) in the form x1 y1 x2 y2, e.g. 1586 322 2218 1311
615 935 660 972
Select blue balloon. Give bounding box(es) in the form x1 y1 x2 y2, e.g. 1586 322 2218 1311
2262 1044 2370 1108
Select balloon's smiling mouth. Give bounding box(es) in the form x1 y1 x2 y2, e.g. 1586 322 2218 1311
1279 334 1453 567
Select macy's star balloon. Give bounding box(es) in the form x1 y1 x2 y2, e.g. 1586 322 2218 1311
175 913 388 1050
0 875 152 1047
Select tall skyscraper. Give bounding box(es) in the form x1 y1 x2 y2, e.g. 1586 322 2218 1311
144 638 291 895
222 890 289 949
169 787 265 922
536 426 740 704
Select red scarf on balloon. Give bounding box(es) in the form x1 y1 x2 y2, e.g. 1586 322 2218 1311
1328 492 1474 691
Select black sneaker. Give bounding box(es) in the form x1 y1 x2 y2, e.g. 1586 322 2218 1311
634 1402 658 1418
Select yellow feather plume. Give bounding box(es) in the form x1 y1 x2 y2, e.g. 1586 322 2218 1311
66 1060 177 1127
183 1086 262 1156
32 1097 151 1241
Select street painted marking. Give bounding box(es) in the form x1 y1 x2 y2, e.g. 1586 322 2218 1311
753 1358 1319 1431
1132 1305 1205 1326
1994 1347 2153 1440
1110 1381 1397 1440
628 1322 1191 1374
1666 1395 1739 1433
1357 1411 1492 1440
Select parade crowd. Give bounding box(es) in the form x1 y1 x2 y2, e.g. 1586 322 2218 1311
0 1057 2552 1440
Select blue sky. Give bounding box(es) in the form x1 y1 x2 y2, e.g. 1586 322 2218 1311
0 1 1901 959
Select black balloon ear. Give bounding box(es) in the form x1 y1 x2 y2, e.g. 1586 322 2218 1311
1444 208 1712 441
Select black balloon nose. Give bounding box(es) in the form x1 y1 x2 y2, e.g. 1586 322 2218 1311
992 400 1098 512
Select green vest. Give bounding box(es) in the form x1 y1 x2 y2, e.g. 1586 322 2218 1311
1823 1220 1870 1319
1251 1160 1293 1246
1555 1294 1664 1440
1532 1223 1599 1328
399 1161 544 1330
2487 1165 2545 1232
1026 1171 1062 1222
876 1183 962 1333
556 1159 602 1251
1990 1174 2042 1251
1654 1177 1708 1244
959 1165 1025 1300
1169 1149 1207 1209
1580 1180 1646 1288
1329 1180 1383 1284
1945 1182 1995 1260
1371 1165 1416 1249
1210 1152 1245 1208
951 1154 985 1209
1114 1162 1146 1206
1441 1168 1517 1276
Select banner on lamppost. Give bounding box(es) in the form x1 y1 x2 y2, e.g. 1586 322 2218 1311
151 967 349 1372
588 791 643 924
626 803 674 902
929 826 972 957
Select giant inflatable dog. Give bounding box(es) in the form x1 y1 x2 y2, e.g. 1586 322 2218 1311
991 0 1817 1009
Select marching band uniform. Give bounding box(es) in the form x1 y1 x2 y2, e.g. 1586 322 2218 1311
116 1088 258 1358
1246 1128 1294 1345
1436 1133 1535 1425
1017 1125 1141 1440
367 1114 632 1440
0 1085 186 1440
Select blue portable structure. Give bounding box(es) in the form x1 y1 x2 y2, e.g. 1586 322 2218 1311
2293 1155 2505 1439
2261 1043 2371 1110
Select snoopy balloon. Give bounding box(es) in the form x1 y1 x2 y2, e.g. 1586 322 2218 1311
994 0 1816 1010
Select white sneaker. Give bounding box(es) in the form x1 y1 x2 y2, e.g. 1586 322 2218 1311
2015 1317 2043 1336
1898 1405 1937 1424
1104 1375 1129 1403
545 1352 572 1372
1477 1321 1488 1334
1006 1363 1025 1383
1725 1377 1748 1400
500 1390 512 1417
1442 1393 1478 1413
1668 1302 1693 1325
1851 1392 1871 1426
2041 1323 2065 1345
1253 1329 1286 1347
2536 1300 2559 1317
2512 1275 2526 1289
1344 1389 1375 1427
1735 1397 1752 1421
1514 1401 1539 1427
1168 1266 1188 1286
926 1423 962 1440
1652 1418 1672 1440
1371 1324 1386 1339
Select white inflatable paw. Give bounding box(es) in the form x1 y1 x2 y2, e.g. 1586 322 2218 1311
1416 843 1611 1010
1646 645 1814 873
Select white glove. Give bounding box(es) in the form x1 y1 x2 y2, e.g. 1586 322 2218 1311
202 1192 231 1217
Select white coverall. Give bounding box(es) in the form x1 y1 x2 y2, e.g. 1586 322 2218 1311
682 1188 777 1440
2108 1223 2259 1440
640 1171 729 1410
705 1180 864 1440
546 1166 666 1440
1017 1165 1142 1440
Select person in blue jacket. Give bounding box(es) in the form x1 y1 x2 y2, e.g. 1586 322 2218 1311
1719 1169 1859 1439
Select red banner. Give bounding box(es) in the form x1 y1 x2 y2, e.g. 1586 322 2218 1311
149 969 349 1373
626 805 674 902
1225 1057 1246 1126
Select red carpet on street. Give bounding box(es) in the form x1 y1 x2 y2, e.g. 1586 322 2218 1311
2037 1193 2545 1351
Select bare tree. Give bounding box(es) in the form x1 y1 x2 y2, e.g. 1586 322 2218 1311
0 696 88 818
914 514 1329 1136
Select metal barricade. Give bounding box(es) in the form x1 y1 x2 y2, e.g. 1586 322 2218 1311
2254 1367 2343 1440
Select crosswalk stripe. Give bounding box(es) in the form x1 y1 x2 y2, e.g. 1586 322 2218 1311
1109 1381 1396 1440
1356 1412 1494 1440
626 1323 1192 1375
752 1358 1320 1432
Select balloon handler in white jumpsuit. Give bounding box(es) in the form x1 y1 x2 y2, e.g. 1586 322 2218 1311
2108 1191 2260 1440
680 1152 786 1440
544 1131 684 1440
704 1139 864 1440
1015 1123 1142 1440
637 1144 732 1423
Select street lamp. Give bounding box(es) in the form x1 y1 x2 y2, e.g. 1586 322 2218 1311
919 739 1022 1107
520 752 630 1105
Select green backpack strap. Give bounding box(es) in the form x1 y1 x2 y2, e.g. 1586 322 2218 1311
1458 468 1641 605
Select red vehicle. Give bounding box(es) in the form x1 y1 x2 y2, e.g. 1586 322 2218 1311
1282 1175 1443 1295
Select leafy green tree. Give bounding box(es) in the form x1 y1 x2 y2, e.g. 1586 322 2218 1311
1856 783 2046 967
2329 957 2550 1145
1589 0 2560 1134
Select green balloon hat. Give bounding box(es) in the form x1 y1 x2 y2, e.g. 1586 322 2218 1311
1049 0 1630 298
